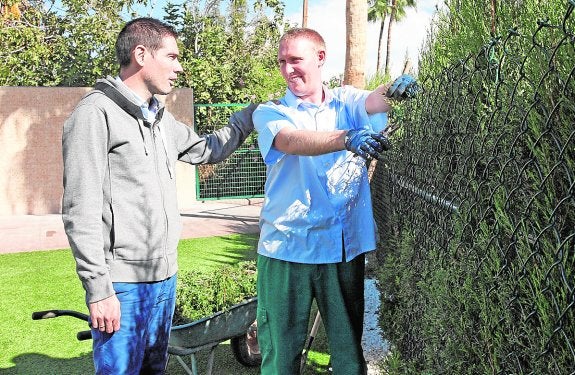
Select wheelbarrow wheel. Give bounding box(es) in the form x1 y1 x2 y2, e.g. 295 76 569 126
231 321 261 367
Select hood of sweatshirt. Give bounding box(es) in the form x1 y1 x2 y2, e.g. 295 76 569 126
94 76 166 123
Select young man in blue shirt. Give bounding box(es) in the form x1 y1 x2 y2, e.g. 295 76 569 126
253 27 417 374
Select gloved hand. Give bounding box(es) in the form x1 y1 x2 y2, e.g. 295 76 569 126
372 132 392 152
345 129 391 159
386 74 420 100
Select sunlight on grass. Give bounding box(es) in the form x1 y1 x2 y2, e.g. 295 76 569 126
0 248 92 374
303 351 332 374
0 234 260 374
0 233 333 374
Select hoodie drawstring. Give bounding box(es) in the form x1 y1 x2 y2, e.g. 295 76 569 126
157 124 174 179
137 119 149 156
139 117 173 179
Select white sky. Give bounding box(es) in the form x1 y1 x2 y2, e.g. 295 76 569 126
282 0 443 80
140 0 443 80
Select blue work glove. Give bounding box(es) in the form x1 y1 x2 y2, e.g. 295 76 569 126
373 132 392 152
386 74 420 100
345 129 391 159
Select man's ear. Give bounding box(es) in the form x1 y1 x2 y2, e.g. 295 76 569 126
318 50 326 67
133 45 146 66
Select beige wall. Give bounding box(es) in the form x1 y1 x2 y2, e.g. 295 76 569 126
0 86 197 216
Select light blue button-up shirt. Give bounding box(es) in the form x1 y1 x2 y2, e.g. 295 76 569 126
115 76 159 122
254 86 387 264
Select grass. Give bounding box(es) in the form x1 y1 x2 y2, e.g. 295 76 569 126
0 234 331 374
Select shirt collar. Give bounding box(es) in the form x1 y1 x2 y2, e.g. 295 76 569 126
284 85 335 109
115 76 159 122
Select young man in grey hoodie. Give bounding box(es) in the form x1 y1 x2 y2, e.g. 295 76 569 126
62 18 256 374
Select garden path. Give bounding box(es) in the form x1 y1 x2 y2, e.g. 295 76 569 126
0 199 262 254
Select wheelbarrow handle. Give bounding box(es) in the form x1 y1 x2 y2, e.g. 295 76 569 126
77 330 92 341
32 310 89 321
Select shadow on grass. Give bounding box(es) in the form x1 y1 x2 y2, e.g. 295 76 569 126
167 342 331 375
0 352 93 375
1 348 262 375
1 346 331 375
167 342 261 374
1 343 260 375
0 342 329 375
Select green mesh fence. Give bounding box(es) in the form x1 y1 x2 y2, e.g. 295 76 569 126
371 2 575 373
193 104 266 200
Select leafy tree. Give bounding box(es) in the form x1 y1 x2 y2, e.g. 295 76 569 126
57 0 152 86
163 0 287 103
0 0 286 104
0 0 152 86
1 1 59 85
1 0 23 20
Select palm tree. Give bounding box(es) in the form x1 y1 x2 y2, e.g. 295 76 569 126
302 0 308 27
385 0 417 76
368 0 392 73
343 0 368 88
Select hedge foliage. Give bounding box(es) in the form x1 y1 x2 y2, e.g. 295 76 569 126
174 261 257 325
372 1 575 373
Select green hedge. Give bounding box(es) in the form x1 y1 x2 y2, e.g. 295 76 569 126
372 1 575 373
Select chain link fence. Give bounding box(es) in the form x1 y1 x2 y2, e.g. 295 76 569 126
371 2 574 373
193 104 265 200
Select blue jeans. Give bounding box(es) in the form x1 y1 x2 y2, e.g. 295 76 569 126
90 275 177 375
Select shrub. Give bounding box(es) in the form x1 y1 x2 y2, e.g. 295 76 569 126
173 261 257 324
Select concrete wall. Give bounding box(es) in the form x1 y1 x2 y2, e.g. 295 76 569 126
0 86 197 216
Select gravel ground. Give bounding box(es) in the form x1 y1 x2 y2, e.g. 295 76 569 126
363 277 390 375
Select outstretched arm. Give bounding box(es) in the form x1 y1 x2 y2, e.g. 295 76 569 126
175 103 258 164
365 84 394 115
273 127 347 156
274 127 390 160
365 74 420 114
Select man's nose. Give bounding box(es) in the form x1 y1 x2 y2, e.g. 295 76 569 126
174 60 183 73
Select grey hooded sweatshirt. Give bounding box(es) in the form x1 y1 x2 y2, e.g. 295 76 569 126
62 76 256 303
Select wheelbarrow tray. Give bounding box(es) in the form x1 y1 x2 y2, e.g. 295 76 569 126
168 296 258 356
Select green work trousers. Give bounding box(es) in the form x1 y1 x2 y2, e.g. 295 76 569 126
256 254 367 375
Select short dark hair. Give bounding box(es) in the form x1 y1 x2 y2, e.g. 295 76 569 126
115 17 178 67
279 27 326 52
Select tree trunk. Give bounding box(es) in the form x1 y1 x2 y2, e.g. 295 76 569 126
302 0 308 27
384 0 396 76
377 20 385 73
343 0 367 88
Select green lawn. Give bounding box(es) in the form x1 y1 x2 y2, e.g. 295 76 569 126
0 234 330 374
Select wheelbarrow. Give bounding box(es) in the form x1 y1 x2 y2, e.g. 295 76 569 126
32 296 260 375
168 296 260 374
